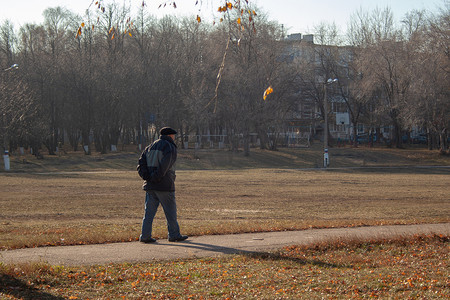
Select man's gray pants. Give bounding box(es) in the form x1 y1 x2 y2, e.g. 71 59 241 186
140 190 182 240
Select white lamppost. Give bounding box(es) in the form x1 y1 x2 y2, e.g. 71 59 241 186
323 78 338 168
2 64 19 171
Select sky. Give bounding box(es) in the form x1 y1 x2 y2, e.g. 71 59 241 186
0 0 444 34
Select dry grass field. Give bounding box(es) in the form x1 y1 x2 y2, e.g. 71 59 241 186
1 146 449 299
1 235 448 299
1 146 449 250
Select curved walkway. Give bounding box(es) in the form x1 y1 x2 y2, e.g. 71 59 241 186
1 223 449 266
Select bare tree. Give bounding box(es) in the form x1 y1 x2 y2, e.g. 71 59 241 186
406 7 449 151
0 21 17 67
127 6 158 148
1 23 48 155
177 18 215 147
349 7 413 148
214 7 297 154
1 59 41 154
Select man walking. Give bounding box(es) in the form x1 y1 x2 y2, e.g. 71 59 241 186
137 127 188 243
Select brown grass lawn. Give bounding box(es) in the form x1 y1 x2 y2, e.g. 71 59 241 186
1 235 448 299
0 145 449 249
0 147 449 299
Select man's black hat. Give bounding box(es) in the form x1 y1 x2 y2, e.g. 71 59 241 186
160 127 177 135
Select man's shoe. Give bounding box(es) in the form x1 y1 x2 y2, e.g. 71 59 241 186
168 235 188 242
140 237 157 243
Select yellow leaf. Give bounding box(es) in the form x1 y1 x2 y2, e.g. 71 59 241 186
197 15 201 23
263 86 273 101
237 18 241 25
111 33 115 40
81 22 85 27
226 2 233 9
128 32 132 37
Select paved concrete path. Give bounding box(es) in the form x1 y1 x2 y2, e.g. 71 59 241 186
1 223 448 266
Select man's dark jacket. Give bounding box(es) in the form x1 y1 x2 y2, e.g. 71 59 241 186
137 135 177 192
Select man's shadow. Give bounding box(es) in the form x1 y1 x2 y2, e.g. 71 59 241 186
0 273 65 300
162 240 349 268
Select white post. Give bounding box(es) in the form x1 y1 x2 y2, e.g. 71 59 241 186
3 150 10 171
323 148 329 167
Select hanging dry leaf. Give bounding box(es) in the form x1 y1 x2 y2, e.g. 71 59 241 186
197 15 201 23
263 86 274 101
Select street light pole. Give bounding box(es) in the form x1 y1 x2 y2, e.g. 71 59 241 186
323 78 338 168
2 63 19 171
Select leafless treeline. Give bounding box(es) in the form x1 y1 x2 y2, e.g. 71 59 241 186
0 3 448 156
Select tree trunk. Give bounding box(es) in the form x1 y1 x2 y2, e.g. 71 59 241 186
352 123 358 147
243 132 250 156
439 128 448 153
